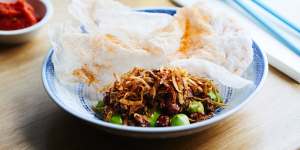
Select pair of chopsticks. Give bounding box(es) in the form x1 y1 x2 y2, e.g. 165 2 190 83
233 0 300 56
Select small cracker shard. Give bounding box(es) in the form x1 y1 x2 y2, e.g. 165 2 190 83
72 64 98 85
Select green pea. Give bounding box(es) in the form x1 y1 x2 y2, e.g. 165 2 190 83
95 100 104 112
208 91 223 103
188 101 204 114
110 114 123 125
208 91 217 101
171 114 190 126
149 111 160 127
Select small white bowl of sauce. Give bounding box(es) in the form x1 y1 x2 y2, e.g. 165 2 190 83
0 0 53 44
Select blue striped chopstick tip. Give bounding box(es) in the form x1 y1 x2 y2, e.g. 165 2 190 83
252 0 300 34
232 0 300 56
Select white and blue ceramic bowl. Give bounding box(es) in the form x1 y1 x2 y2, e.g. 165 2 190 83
42 8 268 138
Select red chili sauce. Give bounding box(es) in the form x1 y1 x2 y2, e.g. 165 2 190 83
0 0 39 30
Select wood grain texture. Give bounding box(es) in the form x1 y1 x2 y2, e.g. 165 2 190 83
0 0 300 149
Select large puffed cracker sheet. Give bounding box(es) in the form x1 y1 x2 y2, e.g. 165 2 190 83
50 0 182 90
172 1 253 75
49 0 253 91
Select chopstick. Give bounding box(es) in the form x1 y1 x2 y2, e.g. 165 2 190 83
252 0 300 34
232 0 300 56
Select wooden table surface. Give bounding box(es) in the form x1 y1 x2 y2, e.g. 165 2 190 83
1 0 300 149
